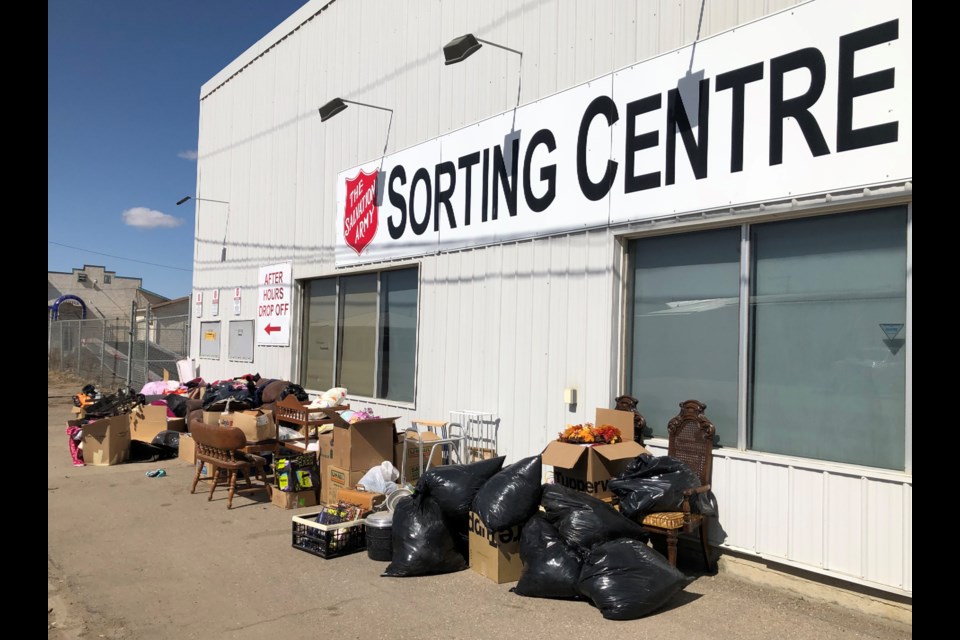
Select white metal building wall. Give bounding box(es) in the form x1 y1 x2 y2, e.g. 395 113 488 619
189 0 910 596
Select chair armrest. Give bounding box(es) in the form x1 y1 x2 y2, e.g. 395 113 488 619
682 484 711 497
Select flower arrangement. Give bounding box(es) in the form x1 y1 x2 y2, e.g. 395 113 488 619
557 423 622 445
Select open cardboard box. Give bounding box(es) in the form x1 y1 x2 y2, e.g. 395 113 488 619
314 407 399 471
69 415 131 466
129 404 186 443
541 408 647 500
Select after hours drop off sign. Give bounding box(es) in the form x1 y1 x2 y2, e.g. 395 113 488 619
257 262 291 346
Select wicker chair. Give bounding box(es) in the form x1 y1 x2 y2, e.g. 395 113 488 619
640 399 717 572
189 420 269 509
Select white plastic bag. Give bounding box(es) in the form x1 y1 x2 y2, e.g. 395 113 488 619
358 461 400 493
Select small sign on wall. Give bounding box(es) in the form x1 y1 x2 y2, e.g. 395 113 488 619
194 291 203 318
233 287 242 316
211 289 220 317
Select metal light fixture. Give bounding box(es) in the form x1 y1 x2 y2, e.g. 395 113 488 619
443 33 522 65
319 98 395 194
177 195 231 262
443 33 523 128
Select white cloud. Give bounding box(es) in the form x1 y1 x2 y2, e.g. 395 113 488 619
122 207 184 229
178 150 198 160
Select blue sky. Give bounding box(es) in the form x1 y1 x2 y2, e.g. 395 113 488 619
48 0 308 300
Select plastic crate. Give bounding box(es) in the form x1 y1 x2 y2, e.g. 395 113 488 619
291 512 366 559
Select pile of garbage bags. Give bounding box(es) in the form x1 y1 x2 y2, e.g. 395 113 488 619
382 451 705 620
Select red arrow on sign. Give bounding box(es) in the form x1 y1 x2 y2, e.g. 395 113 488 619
264 324 280 335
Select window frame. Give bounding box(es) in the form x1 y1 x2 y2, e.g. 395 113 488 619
299 265 419 405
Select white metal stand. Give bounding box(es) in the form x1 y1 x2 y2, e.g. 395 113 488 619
448 410 500 462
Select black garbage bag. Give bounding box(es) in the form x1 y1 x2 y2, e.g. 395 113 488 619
511 513 584 600
578 538 690 620
472 455 542 531
382 494 468 577
278 383 309 402
165 394 189 418
540 483 648 552
609 454 717 519
151 430 181 450
128 440 177 462
416 456 506 520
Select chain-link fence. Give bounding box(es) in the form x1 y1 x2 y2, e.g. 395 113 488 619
48 311 191 391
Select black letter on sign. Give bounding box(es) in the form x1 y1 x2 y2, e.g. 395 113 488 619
666 79 710 185
434 161 457 231
716 62 764 173
770 48 830 165
409 168 432 236
458 151 481 226
577 95 619 201
387 165 407 240
522 128 557 213
625 93 662 193
493 136 520 220
837 19 899 152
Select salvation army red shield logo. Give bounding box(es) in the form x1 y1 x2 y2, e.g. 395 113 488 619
344 169 378 255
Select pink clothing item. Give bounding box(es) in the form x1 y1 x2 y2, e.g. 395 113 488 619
66 425 84 466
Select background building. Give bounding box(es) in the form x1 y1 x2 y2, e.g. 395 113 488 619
187 0 911 605
48 265 168 320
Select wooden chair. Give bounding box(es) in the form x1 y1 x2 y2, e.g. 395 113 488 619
639 399 717 572
189 419 269 509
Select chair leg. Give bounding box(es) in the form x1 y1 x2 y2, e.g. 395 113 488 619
241 466 252 488
207 466 219 501
700 520 716 573
190 459 202 494
666 531 678 567
227 470 238 509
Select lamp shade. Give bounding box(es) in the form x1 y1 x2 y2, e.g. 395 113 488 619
443 34 482 65
318 97 349 121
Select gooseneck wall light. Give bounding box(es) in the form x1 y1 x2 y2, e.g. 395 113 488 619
318 98 394 162
177 195 231 262
443 33 523 123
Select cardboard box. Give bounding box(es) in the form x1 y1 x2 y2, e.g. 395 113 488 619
393 431 444 482
177 432 196 464
71 415 131 466
468 511 524 584
317 432 333 462
321 462 366 505
468 446 498 462
268 485 318 510
233 409 276 443
129 404 186 443
201 410 221 426
326 412 398 471
336 488 386 511
541 408 647 500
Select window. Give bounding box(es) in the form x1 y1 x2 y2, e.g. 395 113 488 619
625 206 909 471
77 272 87 283
103 275 112 284
301 266 418 402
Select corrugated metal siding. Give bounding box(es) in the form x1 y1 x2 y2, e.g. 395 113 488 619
647 442 913 595
190 0 911 595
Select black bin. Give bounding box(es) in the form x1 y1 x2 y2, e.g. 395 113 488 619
365 512 393 561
